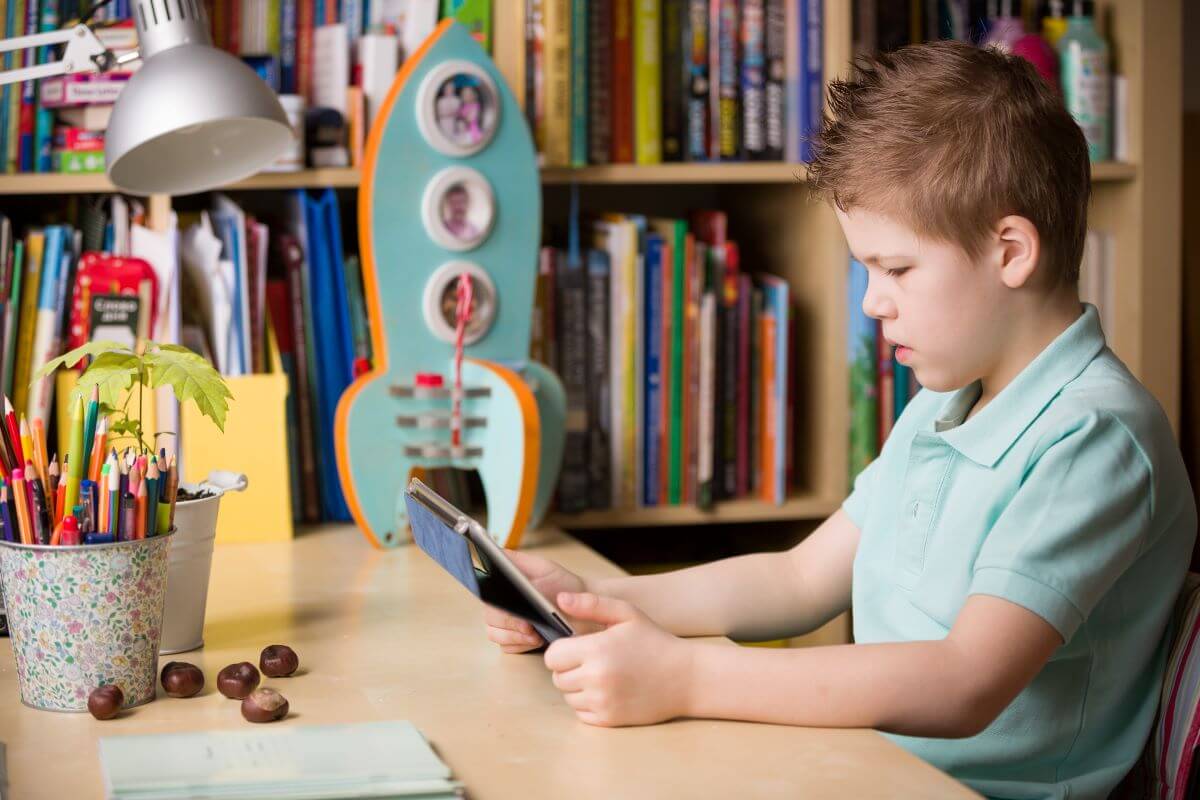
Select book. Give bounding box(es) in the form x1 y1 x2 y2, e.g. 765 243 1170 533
684 0 709 160
610 0 634 163
632 0 662 164
569 0 588 167
542 0 571 167
98 720 464 799
740 0 766 160
585 248 611 509
661 0 686 162
556 228 590 511
641 232 664 506
586 0 612 164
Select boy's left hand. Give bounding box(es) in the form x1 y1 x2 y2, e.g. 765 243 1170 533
543 592 694 727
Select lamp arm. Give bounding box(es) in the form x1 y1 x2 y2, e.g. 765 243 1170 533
0 24 118 86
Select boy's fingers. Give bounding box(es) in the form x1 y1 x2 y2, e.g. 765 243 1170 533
543 638 585 672
562 689 591 712
487 625 543 648
551 667 584 693
483 606 535 636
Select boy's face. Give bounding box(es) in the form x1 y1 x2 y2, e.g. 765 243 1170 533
836 207 1013 393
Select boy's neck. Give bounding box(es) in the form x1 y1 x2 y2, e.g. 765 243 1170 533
965 293 1084 422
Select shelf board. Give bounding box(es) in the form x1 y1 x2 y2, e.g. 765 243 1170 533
541 162 812 185
548 493 841 530
0 161 1137 195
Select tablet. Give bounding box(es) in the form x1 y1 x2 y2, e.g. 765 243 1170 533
404 478 574 643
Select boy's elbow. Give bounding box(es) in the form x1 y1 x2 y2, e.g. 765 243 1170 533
943 681 1011 739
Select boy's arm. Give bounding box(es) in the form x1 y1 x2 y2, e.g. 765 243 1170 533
685 593 1062 737
589 509 859 641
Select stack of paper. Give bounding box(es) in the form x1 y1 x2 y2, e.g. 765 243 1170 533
98 720 464 800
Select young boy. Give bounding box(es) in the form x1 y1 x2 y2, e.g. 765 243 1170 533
485 40 1197 799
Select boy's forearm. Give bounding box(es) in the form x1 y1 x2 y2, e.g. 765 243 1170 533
684 638 984 738
588 552 837 641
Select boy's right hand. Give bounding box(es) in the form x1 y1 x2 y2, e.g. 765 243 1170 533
484 549 600 653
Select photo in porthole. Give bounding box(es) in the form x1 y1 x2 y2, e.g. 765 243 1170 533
432 72 498 151
437 272 494 342
439 181 491 247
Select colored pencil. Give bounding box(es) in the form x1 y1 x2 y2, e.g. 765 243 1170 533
82 385 99 469
0 482 11 542
87 417 107 483
11 469 31 544
145 458 159 537
134 478 147 540
30 474 49 545
31 417 48 486
64 395 84 519
4 397 22 468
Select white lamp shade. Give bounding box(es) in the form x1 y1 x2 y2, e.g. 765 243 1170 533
104 43 294 196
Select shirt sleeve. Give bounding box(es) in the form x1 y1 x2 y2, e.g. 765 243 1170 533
968 412 1153 641
842 454 881 529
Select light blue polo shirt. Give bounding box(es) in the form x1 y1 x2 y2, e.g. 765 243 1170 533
844 304 1197 800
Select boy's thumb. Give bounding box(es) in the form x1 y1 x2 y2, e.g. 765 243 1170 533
557 592 638 626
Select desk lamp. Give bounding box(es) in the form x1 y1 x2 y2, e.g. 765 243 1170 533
0 0 291 195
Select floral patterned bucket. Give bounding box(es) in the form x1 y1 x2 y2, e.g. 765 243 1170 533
0 530 173 712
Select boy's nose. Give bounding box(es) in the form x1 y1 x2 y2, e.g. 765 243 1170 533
862 279 896 320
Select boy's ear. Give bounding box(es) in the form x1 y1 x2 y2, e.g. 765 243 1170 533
994 215 1041 289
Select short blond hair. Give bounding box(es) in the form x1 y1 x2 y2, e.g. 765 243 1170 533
808 39 1090 287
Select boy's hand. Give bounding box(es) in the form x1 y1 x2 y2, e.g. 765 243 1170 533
543 592 694 727
484 549 602 653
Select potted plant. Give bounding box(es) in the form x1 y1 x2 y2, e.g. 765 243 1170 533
35 340 243 654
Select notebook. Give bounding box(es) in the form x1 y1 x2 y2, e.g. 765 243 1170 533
97 720 464 800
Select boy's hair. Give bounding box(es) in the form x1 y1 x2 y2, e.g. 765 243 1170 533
808 40 1090 287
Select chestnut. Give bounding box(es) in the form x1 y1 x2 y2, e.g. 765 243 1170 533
241 687 289 723
88 684 124 720
259 644 299 678
160 661 205 698
217 662 261 699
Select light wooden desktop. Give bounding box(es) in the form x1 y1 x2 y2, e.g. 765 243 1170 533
0 525 978 799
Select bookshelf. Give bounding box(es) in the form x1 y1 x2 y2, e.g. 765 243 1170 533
0 161 1139 195
0 0 1181 536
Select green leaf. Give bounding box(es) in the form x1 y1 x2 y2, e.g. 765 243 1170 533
73 352 140 408
32 341 133 382
144 348 233 432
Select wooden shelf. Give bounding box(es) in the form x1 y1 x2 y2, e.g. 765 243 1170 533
0 161 1137 195
548 493 841 530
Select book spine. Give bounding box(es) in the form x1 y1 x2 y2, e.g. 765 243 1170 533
660 0 685 162
525 0 545 153
610 0 633 162
556 249 590 512
657 236 672 503
667 226 685 504
799 0 822 162
735 273 751 496
32 0 55 173
759 302 776 503
280 0 298 94
543 0 571 167
697 288 715 508
268 0 282 52
685 0 708 161
847 258 878 484
748 282 762 496
716 0 739 161
586 249 611 509
740 0 766 161
763 0 785 160
17 0 37 172
6 0 23 174
641 234 662 506
785 300 796 494
587 0 612 164
684 237 701 503
297 0 314 102
284 237 321 521
632 0 661 165
230 0 243 54
569 0 588 167
719 247 737 498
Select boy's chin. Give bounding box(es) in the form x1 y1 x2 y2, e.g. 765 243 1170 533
908 367 958 394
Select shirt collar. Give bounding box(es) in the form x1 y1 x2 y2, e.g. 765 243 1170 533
934 303 1105 468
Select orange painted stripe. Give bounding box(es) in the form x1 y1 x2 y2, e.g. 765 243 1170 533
336 19 456 549
467 358 540 550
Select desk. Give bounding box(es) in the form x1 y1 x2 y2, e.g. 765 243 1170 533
0 525 978 798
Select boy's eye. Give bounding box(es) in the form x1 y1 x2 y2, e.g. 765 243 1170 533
884 267 909 278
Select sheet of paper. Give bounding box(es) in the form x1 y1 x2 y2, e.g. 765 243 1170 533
313 24 349 116
98 720 462 799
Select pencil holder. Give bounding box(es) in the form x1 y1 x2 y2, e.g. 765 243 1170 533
0 530 173 712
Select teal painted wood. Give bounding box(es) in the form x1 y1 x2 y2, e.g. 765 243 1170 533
337 21 565 549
